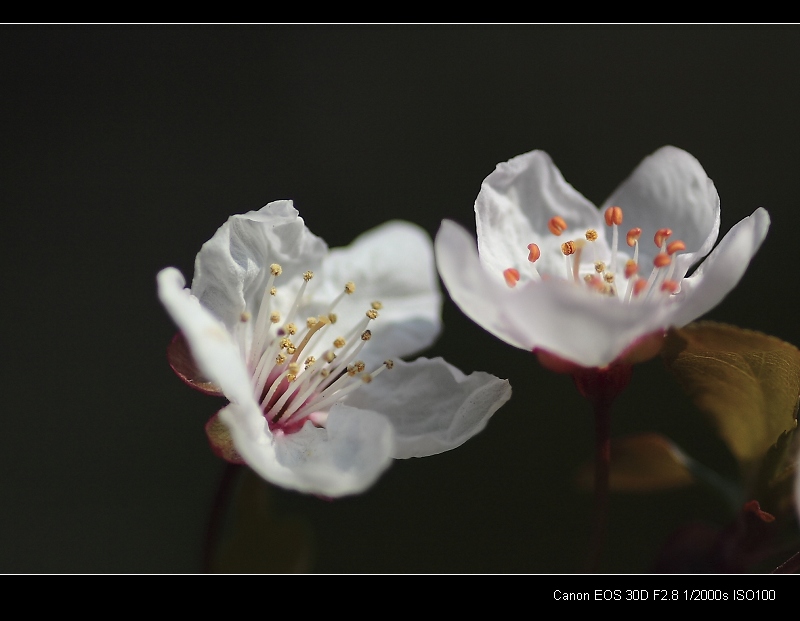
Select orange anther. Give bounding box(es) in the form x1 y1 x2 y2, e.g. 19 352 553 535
548 216 568 236
624 259 638 279
653 253 672 268
604 206 623 227
585 229 598 242
667 240 686 255
660 280 680 294
561 241 575 256
654 228 673 247
503 268 520 288
632 279 649 297
626 228 642 247
527 243 541 263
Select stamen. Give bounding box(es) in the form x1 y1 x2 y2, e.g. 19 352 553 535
248 263 283 366
632 278 649 297
624 259 638 279
654 228 672 248
604 206 623 226
667 240 686 255
585 229 598 242
371 301 383 310
594 261 605 273
527 243 540 263
661 280 680 294
503 268 520 288
561 241 575 255
653 253 672 268
626 228 642 247
549 216 568 236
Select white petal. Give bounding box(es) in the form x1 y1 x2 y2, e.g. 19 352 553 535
475 150 605 282
220 402 394 497
157 267 258 407
191 200 328 329
313 220 443 364
668 208 770 327
345 357 511 459
601 146 721 278
436 220 675 367
435 219 537 350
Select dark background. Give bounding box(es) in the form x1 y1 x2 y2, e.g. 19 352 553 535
3 24 799 573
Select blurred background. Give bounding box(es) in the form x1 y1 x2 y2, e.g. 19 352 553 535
3 24 799 573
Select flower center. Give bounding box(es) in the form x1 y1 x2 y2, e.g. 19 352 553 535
502 206 688 303
237 264 393 434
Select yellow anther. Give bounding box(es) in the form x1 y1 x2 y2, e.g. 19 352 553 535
304 356 316 369
549 216 568 236
667 240 686 255
585 229 598 242
270 311 281 324
240 311 251 322
653 253 672 268
279 337 292 349
328 313 337 324
320 368 330 378
269 287 277 296
286 373 298 382
527 243 541 263
503 268 520 288
303 271 314 282
285 322 298 335
624 259 638 279
594 261 605 273
604 273 615 283
371 301 383 310
286 346 296 355
604 206 624 227
270 264 282 276
366 309 379 320
288 362 300 374
361 330 372 341
306 317 318 328
384 360 394 369
344 281 356 294
275 353 286 365
361 374 373 384
626 228 642 247
561 241 576 256
654 228 672 247
324 351 336 363
333 337 346 348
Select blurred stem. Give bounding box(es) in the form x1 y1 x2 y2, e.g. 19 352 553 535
202 462 242 573
572 363 632 573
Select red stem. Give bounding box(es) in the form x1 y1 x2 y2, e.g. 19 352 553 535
573 363 632 573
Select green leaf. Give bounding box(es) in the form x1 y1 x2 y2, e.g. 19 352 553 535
662 322 800 483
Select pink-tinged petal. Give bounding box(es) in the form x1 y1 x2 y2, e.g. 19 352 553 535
476 150 606 282
157 267 256 408
219 402 394 497
345 357 511 459
167 332 224 397
668 208 770 327
191 200 328 330
601 146 721 277
317 220 443 365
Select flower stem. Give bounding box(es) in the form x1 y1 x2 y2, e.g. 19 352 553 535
202 462 242 573
572 363 632 573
